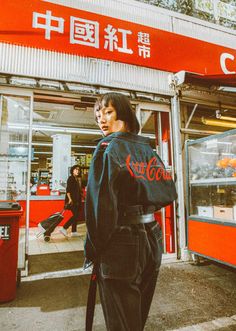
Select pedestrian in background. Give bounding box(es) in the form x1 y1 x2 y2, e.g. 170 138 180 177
60 165 82 237
84 92 177 330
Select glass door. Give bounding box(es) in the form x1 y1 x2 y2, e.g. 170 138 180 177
0 88 33 275
137 102 177 256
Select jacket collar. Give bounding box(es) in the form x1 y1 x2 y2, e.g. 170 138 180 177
102 132 150 144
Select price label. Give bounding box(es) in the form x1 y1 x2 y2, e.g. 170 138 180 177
206 139 218 149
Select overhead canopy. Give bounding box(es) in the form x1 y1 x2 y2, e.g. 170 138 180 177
171 71 236 133
173 71 236 90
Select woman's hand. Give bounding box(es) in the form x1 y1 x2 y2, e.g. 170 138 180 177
68 198 73 205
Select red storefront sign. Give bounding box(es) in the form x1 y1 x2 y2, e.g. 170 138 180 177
1 0 236 75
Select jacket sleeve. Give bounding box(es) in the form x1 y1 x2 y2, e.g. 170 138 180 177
84 151 121 260
66 176 73 194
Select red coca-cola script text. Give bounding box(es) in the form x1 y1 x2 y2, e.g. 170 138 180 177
126 154 172 181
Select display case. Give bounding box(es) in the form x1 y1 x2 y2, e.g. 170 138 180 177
186 129 236 268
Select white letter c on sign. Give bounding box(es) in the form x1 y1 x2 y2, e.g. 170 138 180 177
220 53 236 74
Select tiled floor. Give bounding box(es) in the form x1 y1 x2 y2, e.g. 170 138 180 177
28 223 86 255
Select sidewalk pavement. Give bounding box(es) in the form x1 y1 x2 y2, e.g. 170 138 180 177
0 260 236 331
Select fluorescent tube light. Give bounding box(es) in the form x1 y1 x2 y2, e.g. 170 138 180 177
8 123 101 135
141 133 155 139
34 151 53 155
219 116 236 122
202 117 236 128
218 86 236 92
10 76 37 87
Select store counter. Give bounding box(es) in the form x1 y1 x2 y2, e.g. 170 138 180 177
18 196 84 227
30 195 65 201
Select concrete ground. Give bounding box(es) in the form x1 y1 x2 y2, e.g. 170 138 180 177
0 259 236 331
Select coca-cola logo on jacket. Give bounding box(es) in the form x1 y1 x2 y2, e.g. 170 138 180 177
126 154 172 181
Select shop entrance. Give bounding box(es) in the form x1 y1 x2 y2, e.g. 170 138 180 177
0 87 177 277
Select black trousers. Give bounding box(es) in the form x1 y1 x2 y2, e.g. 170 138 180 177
97 221 163 331
63 205 80 232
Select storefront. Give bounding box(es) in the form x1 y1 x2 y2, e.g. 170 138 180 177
169 71 236 267
1 0 236 276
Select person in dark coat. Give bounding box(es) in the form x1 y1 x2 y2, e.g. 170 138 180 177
60 165 82 237
84 93 177 331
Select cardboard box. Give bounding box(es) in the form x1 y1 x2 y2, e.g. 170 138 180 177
213 206 234 221
197 206 213 218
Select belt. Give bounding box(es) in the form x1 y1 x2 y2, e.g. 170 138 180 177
119 213 155 225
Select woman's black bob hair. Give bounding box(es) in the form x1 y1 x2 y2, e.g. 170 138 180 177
94 92 140 134
70 165 80 175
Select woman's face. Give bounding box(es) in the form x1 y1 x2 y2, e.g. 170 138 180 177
96 102 127 136
72 168 79 176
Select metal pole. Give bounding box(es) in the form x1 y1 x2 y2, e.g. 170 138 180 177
136 104 142 135
185 103 198 129
171 94 190 261
181 128 221 135
24 94 33 277
168 111 178 255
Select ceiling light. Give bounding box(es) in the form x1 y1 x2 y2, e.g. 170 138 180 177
74 105 87 111
8 123 101 135
9 141 28 145
34 151 53 155
219 116 236 122
39 80 63 90
141 133 155 139
10 76 37 87
32 142 52 146
218 86 236 92
66 83 97 94
202 117 236 128
99 88 130 97
72 145 96 149
0 75 8 84
9 141 97 149
135 92 154 101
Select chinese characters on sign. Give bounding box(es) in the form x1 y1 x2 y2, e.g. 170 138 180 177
33 10 64 40
2 0 236 74
104 25 133 54
32 10 151 58
70 17 99 48
138 32 151 58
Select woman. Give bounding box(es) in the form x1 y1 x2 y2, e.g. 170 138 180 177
60 165 82 237
85 93 177 330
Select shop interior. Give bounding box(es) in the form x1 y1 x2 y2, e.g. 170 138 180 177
28 93 166 257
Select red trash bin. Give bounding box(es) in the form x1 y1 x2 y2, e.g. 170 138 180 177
0 201 23 302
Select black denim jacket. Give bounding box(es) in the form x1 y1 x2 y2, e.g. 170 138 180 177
84 132 177 261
